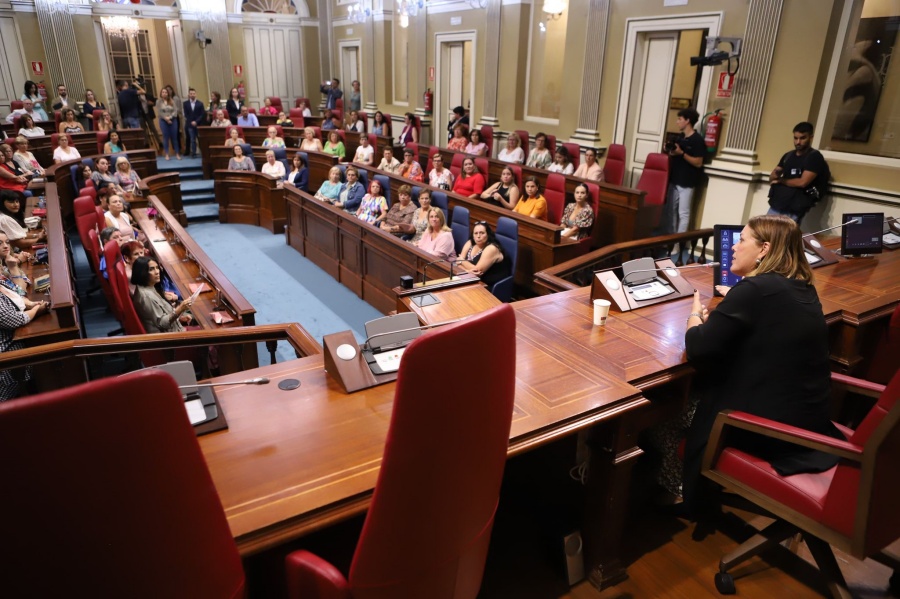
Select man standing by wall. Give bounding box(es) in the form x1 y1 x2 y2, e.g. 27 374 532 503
117 80 144 130
183 88 205 158
664 108 705 234
320 79 343 110
767 122 830 225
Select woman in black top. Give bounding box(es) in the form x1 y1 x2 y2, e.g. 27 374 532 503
226 87 243 125
681 215 842 515
458 221 510 288
480 166 520 210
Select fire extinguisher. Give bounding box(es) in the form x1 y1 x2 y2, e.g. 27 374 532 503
37 82 48 100
702 109 724 155
423 88 433 114
237 81 246 101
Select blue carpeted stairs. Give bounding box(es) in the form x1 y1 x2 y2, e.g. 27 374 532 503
156 156 218 223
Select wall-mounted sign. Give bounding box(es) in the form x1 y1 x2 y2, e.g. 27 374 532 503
234 64 243 77
429 67 435 81
716 72 734 98
31 61 43 76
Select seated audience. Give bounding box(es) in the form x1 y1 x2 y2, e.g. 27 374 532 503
380 184 416 237
458 221 510 287
299 127 323 152
525 132 552 170
334 166 366 212
261 149 286 179
53 134 81 164
464 129 488 157
120 240 145 295
76 164 93 192
452 157 486 198
16 115 44 138
104 194 145 242
428 154 454 190
372 111 390 137
285 153 309 192
20 82 49 120
481 166 520 210
399 148 424 182
321 110 336 131
561 183 595 239
377 146 401 174
548 146 574 175
262 126 286 148
210 109 231 127
315 166 343 203
103 130 126 154
228 144 255 171
498 134 525 164
94 111 115 132
12 137 44 178
573 147 603 181
259 97 278 116
0 191 44 249
5 100 41 125
91 157 123 195
276 112 293 128
297 100 312 118
225 127 245 147
323 130 346 160
113 156 141 195
0 145 31 198
97 226 125 280
409 188 432 244
0 229 33 293
416 207 455 261
513 176 548 220
447 124 468 152
130 256 194 334
355 180 388 225
398 112 418 145
353 132 374 165
236 106 259 127
346 110 364 133
58 108 84 135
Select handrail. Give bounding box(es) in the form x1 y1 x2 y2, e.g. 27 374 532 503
0 323 322 370
533 228 715 294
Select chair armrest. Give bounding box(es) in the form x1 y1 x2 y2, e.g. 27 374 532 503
831 372 886 399
285 550 351 599
703 410 863 472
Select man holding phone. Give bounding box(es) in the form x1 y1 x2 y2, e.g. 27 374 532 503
320 79 343 110
663 108 705 234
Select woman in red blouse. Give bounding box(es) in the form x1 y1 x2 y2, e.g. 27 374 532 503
451 157 485 199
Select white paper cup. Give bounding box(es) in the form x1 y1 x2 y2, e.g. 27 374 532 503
593 299 611 326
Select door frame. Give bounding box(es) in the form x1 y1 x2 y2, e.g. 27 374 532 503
613 13 722 147
434 30 477 137
337 39 361 100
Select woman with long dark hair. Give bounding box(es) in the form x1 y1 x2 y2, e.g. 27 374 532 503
130 256 194 333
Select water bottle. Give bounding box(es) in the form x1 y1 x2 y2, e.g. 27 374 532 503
38 195 46 209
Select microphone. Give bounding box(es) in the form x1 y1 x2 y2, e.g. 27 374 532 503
802 218 862 238
619 262 720 286
180 377 269 389
421 258 458 286
363 316 468 351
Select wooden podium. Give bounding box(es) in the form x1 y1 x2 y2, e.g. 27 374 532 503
590 258 695 312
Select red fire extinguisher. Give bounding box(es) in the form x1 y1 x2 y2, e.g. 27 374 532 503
237 81 246 101
702 109 724 154
423 88 433 114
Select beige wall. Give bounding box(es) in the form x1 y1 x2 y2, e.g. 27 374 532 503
14 12 47 88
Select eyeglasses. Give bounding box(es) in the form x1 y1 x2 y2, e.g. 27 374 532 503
475 221 487 226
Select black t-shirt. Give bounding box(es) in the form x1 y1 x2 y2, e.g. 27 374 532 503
118 88 140 119
768 149 830 214
668 131 705 188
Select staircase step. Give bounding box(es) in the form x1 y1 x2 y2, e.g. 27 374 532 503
184 203 220 222
157 156 202 171
181 179 214 193
183 192 216 204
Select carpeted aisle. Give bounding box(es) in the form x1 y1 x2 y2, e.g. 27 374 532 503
187 222 383 364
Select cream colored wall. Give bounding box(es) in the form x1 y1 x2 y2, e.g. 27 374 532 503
181 22 211 101
424 11 486 122
227 23 246 93
302 27 322 102
70 15 110 104
14 13 47 87
153 20 177 96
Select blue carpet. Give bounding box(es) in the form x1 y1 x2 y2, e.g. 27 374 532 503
186 222 383 363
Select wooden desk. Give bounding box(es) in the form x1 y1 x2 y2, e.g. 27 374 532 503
396 279 501 324
213 170 285 234
138 172 187 226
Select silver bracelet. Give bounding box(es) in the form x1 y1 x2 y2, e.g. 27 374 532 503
686 312 703 325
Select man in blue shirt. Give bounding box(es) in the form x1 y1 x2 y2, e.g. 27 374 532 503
236 105 259 127
320 78 343 110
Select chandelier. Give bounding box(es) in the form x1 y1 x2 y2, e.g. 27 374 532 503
397 0 424 28
101 15 140 39
347 2 372 24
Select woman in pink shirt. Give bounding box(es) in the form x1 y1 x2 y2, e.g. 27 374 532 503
416 208 456 261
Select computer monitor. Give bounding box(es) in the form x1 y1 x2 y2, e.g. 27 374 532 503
841 213 883 257
713 224 743 295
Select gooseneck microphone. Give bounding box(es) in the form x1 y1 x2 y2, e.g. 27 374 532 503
363 317 469 350
421 258 458 286
802 218 862 238
619 262 720 285
179 377 269 390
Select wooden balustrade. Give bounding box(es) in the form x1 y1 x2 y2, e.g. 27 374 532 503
213 170 285 233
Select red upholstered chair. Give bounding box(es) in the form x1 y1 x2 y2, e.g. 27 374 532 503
514 130 530 152
562 142 581 171
113 261 167 367
480 125 494 158
357 110 368 132
702 370 900 597
102 239 124 321
312 126 322 141
74 196 100 271
95 204 107 231
507 164 522 188
10 100 23 110
474 157 489 180
544 173 567 225
54 110 62 131
225 125 244 140
450 152 466 180
336 98 344 112
635 153 669 230
289 108 306 124
248 107 257 115
273 125 285 138
295 97 311 108
0 370 246 598
545 134 557 154
267 96 283 111
286 304 518 599
859 303 900 385
96 130 110 154
604 143 626 186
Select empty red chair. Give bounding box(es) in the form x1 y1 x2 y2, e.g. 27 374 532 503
288 108 306 126
102 240 124 321
514 130 530 152
450 152 466 180
286 305 518 599
0 370 246 598
543 173 567 225
635 153 669 230
604 143 626 186
74 197 100 271
96 130 110 154
480 125 494 158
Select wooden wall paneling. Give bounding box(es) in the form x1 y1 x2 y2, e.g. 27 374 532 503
338 217 364 297
141 173 187 226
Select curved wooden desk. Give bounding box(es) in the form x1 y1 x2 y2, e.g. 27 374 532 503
213 170 285 234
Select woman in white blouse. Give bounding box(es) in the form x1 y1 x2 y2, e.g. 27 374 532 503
52 134 81 164
548 146 574 175
497 134 524 164
261 150 285 179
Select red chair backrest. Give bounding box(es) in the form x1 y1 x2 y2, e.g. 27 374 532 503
95 205 107 231
562 142 581 171
102 240 123 321
544 173 567 225
266 96 283 111
480 125 494 158
74 197 99 271
604 143 626 186
86 228 102 277
336 98 343 111
474 157 489 179
546 134 557 154
248 107 257 115
514 130 530 152
82 185 97 201
272 125 284 138
357 111 368 132
508 164 522 188
636 153 669 206
288 108 306 124
10 100 23 111
225 125 244 140
0 370 246 598
348 305 517 597
312 126 322 141
96 130 110 154
113 261 168 368
585 181 601 219
294 97 311 108
450 152 466 180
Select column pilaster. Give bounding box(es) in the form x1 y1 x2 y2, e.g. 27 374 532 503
570 0 609 148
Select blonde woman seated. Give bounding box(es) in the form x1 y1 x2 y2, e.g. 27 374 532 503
409 188 433 244
497 134 524 164
447 124 468 152
299 127 324 152
356 180 388 225
12 137 44 178
114 157 142 196
416 208 456 261
262 126 286 149
353 133 375 165
561 183 595 240
314 165 343 203
228 145 255 171
323 130 346 160
225 127 246 148
377 146 401 174
480 166 520 210
95 111 115 132
548 146 574 175
261 149 285 179
52 134 81 164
